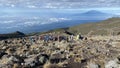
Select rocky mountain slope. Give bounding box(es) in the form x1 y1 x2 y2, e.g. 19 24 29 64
68 17 120 35
0 18 120 68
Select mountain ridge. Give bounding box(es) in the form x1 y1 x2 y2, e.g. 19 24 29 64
0 31 25 40
72 10 115 20
68 17 120 35
25 17 120 36
82 10 107 15
1 17 120 36
74 10 110 15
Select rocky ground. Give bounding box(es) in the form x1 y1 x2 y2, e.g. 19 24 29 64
0 33 120 68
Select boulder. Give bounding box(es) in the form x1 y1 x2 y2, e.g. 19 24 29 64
38 56 48 65
0 51 7 59
105 59 120 68
24 56 38 67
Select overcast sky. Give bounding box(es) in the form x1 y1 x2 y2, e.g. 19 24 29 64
0 0 120 8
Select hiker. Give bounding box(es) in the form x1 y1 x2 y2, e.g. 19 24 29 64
40 35 44 41
76 33 84 40
49 35 53 41
69 35 74 42
44 35 50 42
76 33 80 40
59 36 62 42
53 36 58 41
58 35 66 42
29 36 34 44
63 35 68 42
35 35 39 42
79 35 84 40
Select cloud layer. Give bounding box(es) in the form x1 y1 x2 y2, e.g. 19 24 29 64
0 0 119 8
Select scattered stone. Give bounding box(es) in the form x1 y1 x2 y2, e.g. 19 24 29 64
0 34 120 68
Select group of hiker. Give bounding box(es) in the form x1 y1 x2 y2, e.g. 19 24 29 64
29 32 87 44
29 34 68 43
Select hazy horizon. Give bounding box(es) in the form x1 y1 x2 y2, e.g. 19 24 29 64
0 0 120 33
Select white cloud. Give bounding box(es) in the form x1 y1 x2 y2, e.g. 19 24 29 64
27 5 37 8
23 20 43 26
0 20 15 24
11 4 15 7
3 25 19 29
49 18 70 22
24 17 70 26
0 0 120 8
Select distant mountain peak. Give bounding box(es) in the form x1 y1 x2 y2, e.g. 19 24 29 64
83 10 105 14
13 31 25 35
87 10 101 12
